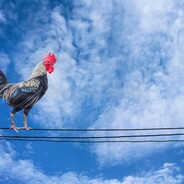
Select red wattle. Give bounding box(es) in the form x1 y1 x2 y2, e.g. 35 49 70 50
47 66 54 73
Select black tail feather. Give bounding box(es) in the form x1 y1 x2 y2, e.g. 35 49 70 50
0 70 8 85
0 70 8 98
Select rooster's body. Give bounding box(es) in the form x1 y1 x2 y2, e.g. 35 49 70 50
0 53 57 132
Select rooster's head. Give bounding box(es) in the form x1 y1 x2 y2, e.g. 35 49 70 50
43 53 57 73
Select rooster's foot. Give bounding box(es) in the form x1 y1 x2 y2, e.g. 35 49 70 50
10 125 19 133
22 125 32 130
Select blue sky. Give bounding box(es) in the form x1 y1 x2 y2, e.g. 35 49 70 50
0 0 184 183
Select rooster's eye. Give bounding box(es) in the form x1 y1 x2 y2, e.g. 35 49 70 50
44 61 50 65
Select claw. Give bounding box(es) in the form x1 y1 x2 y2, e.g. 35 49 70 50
10 125 19 133
22 125 32 130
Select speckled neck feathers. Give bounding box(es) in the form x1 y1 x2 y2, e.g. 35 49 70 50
29 62 47 79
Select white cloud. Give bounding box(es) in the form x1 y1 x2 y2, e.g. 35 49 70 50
0 11 6 23
121 163 183 184
0 52 11 72
91 86 184 165
132 0 175 32
0 142 183 184
88 0 184 165
0 147 184 184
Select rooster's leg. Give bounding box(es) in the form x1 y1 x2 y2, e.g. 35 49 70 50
23 113 29 130
22 109 32 130
10 112 19 133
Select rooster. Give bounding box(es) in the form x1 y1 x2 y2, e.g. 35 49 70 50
0 53 57 132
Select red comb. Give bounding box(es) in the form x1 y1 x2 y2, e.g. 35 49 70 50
43 53 57 64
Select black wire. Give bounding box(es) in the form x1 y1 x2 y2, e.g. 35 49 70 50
0 138 184 143
1 127 184 143
1 127 184 131
1 132 184 139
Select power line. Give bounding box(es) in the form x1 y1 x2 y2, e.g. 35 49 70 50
1 127 184 132
0 138 184 143
1 127 184 143
1 132 184 139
